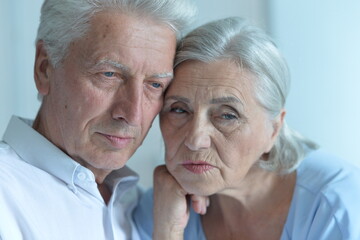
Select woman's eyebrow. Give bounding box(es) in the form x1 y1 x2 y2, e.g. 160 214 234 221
165 96 243 105
164 95 190 104
210 96 242 105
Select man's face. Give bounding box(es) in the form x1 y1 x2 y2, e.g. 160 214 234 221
36 12 176 178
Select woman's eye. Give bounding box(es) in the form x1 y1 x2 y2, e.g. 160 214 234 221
221 113 238 120
151 82 162 89
103 72 115 77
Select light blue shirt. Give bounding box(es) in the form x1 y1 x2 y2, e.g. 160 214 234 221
0 116 141 240
134 150 360 240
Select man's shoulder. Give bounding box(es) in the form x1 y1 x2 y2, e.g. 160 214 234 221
0 141 37 188
0 141 12 154
0 141 24 171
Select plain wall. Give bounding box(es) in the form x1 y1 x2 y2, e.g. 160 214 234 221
269 0 360 165
193 0 268 28
0 0 42 136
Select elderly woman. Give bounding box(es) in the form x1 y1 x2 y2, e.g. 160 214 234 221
133 17 360 239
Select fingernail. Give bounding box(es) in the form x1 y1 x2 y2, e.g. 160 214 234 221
202 206 207 215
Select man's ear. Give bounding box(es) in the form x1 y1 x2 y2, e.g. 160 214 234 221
265 109 286 153
34 41 52 96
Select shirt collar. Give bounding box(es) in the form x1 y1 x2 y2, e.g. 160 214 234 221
3 116 80 188
3 116 139 191
106 164 139 191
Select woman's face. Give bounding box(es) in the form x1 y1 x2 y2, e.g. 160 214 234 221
160 60 282 196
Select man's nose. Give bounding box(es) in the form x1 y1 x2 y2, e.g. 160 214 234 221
111 81 143 126
184 114 211 151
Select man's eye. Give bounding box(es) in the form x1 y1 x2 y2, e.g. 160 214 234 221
170 107 186 113
151 82 162 88
103 72 115 77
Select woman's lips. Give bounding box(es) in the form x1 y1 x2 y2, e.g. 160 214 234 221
182 161 215 174
101 133 133 149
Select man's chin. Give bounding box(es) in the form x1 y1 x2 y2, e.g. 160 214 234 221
82 153 130 172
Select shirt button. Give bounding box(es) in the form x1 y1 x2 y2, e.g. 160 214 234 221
77 172 87 181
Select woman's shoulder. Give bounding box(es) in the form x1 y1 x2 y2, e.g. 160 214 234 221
296 149 360 193
284 149 360 239
133 188 154 240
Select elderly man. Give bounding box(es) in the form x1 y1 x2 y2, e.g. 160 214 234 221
0 0 195 239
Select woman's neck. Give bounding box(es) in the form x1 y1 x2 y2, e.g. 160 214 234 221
202 168 296 240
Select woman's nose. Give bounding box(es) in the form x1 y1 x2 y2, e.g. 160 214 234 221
184 115 211 151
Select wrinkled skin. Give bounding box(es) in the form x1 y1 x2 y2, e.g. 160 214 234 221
33 12 176 187
153 60 287 239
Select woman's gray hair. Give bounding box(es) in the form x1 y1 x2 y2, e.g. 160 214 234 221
36 0 196 68
175 17 318 174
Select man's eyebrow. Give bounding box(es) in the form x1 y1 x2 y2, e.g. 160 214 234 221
150 72 173 79
93 59 173 79
164 95 190 104
92 59 130 79
94 59 129 72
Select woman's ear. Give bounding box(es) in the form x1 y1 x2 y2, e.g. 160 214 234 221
265 109 286 153
34 41 52 96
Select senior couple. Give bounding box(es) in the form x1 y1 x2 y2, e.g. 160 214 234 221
1 0 359 239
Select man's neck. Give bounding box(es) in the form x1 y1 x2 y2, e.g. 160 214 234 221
98 182 112 205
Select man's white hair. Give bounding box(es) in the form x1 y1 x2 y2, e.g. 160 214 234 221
36 0 196 68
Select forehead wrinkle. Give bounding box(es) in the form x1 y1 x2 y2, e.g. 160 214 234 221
191 84 249 113
185 69 241 80
200 80 251 110
177 81 247 104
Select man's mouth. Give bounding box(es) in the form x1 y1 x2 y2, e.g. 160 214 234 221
99 133 134 149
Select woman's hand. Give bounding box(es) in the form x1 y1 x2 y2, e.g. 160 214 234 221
152 165 209 240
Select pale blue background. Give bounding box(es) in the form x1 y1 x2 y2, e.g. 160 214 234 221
1 0 359 187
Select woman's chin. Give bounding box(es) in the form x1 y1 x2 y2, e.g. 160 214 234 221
179 181 216 196
172 167 219 196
